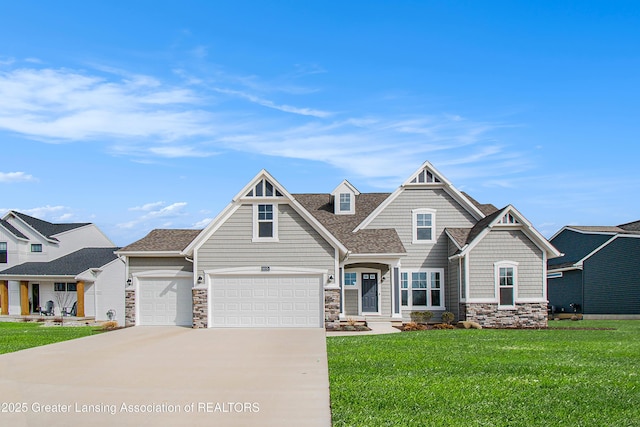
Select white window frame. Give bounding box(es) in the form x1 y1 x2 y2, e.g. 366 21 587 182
336 192 355 215
0 242 7 263
31 243 43 253
495 261 518 309
344 271 357 286
252 203 279 242
400 268 444 309
412 208 436 244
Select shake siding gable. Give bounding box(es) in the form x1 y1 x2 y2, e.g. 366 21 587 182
366 188 476 269
468 230 544 300
197 204 335 275
128 257 193 275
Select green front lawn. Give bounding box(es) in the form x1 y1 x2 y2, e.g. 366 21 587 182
0 322 100 354
327 321 640 426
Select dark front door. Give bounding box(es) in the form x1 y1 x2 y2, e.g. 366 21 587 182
31 284 40 313
361 273 378 313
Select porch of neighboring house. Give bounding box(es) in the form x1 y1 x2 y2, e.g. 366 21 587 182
0 279 89 318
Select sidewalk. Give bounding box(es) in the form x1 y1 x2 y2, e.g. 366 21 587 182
326 321 401 337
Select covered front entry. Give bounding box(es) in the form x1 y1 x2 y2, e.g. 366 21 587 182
137 276 193 326
209 272 323 328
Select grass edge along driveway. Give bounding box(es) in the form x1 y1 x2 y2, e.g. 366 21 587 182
0 322 100 355
327 320 640 427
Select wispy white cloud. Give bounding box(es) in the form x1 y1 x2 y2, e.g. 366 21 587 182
193 217 213 228
212 87 332 117
118 202 188 229
0 171 36 183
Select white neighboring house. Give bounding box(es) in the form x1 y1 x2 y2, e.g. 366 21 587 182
0 211 124 323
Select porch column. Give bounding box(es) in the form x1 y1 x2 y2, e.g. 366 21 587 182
20 281 29 315
0 280 8 315
76 281 85 317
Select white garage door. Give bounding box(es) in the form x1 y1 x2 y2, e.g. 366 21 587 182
138 278 192 326
210 275 322 328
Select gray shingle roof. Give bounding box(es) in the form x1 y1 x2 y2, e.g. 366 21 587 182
0 247 119 276
294 193 406 254
618 220 640 232
118 229 202 252
568 225 640 235
11 211 91 241
445 207 506 252
0 219 28 240
461 192 499 216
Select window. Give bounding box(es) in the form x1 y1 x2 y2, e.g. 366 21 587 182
0 242 6 263
246 178 283 198
431 271 441 306
401 269 444 308
31 244 43 253
253 204 278 241
55 283 77 292
344 272 357 286
495 262 518 307
412 209 436 243
401 272 409 306
339 193 351 212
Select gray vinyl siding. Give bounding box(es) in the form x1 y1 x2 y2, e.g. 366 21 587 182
128 257 193 275
468 230 544 300
547 270 583 313
583 237 640 314
344 289 358 315
197 204 335 275
447 240 460 320
367 188 477 270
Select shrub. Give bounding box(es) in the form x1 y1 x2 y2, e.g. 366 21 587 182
402 322 428 331
441 311 455 324
410 311 433 323
433 323 455 329
346 317 358 326
100 321 119 331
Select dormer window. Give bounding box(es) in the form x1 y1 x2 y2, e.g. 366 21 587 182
339 193 351 212
331 180 359 215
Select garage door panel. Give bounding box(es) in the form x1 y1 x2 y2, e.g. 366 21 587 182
210 275 322 328
138 278 192 326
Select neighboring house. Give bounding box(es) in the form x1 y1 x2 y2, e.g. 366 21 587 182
0 211 124 323
117 161 560 329
547 221 640 318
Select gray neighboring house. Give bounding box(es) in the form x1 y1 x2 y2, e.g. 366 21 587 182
547 221 640 318
117 161 560 329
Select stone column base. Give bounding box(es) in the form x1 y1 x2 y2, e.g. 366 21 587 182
324 288 341 330
462 302 548 328
192 288 207 329
125 289 136 327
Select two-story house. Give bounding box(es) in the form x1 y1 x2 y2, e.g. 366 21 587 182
117 161 560 329
0 211 124 322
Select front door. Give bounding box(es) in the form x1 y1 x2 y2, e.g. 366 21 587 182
31 284 39 313
361 273 378 313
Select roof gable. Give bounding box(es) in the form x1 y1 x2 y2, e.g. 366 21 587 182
449 205 560 258
0 219 28 240
4 211 91 242
355 161 486 232
183 170 348 255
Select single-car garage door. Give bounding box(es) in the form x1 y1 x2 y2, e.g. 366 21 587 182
138 277 193 326
210 275 322 328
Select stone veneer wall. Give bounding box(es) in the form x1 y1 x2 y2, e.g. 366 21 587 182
192 288 207 329
125 289 135 327
462 302 548 328
324 288 341 330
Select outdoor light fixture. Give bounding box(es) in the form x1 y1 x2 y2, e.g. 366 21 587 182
328 274 334 282
126 278 132 286
197 276 204 284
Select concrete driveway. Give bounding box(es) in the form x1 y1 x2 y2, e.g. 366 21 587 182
0 327 331 427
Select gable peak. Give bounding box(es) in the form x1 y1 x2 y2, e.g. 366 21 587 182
404 162 443 186
331 179 360 196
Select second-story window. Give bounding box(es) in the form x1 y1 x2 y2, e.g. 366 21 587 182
31 244 43 253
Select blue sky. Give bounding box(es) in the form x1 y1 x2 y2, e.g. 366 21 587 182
1 1 639 246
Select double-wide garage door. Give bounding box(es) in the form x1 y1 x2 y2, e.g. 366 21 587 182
138 277 192 326
210 275 323 328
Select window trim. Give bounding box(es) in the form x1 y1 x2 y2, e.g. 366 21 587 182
495 261 518 309
400 268 445 309
252 203 279 242
343 271 357 286
412 208 436 244
336 192 355 215
31 243 43 253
